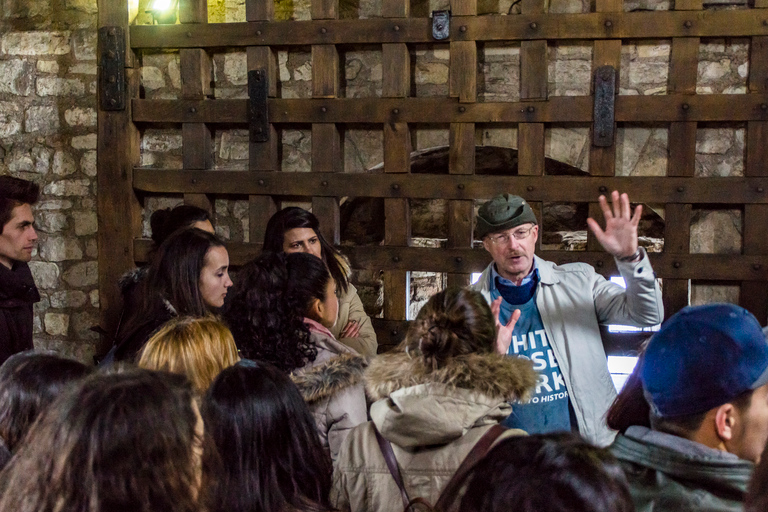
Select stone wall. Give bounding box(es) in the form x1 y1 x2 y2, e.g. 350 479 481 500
1 0 99 361
0 0 754 361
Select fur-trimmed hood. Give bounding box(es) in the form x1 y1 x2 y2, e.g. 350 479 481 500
366 351 538 447
366 351 537 403
292 352 368 405
118 266 147 294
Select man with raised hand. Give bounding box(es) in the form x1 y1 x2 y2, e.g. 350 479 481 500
0 176 41 363
470 191 663 446
612 303 768 512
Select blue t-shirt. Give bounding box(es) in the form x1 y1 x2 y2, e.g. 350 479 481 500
489 267 574 434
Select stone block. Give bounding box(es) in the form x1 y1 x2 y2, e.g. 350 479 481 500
72 211 98 235
65 0 98 14
68 63 97 75
71 133 97 149
63 261 98 287
690 209 741 254
223 53 248 85
628 61 668 85
414 62 449 85
691 284 740 306
44 312 70 336
0 101 22 138
39 236 83 261
637 43 670 59
294 61 312 82
698 60 730 81
64 107 97 126
44 179 91 196
72 31 97 61
36 212 68 233
344 128 383 173
141 67 166 90
71 311 99 340
89 289 99 307
1 31 71 56
28 261 60 289
219 130 249 161
168 58 181 89
24 105 59 134
546 127 588 170
80 150 97 176
37 200 73 210
0 59 34 96
85 238 97 258
52 150 77 175
696 128 734 154
142 131 182 152
50 290 88 308
37 60 59 73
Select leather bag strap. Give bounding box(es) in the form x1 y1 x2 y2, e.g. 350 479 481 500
433 424 508 510
373 424 411 511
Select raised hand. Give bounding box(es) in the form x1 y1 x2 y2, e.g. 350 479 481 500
586 190 641 259
492 297 521 355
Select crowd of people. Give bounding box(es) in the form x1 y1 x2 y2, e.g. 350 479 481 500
2 173 768 511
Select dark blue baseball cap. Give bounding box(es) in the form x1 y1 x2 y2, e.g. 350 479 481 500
641 303 768 418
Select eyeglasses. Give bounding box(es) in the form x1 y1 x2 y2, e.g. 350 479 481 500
486 225 536 245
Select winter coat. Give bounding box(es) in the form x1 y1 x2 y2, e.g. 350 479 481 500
330 284 377 357
331 350 537 512
0 261 40 364
611 426 752 512
470 249 663 446
292 323 368 462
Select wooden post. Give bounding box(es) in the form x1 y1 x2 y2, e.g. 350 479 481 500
741 35 768 324
97 0 142 353
382 0 411 321
246 0 278 244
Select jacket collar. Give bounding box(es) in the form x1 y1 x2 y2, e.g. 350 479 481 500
291 351 367 405
366 351 537 403
532 255 559 285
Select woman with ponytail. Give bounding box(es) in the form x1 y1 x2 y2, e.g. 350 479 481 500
331 287 538 512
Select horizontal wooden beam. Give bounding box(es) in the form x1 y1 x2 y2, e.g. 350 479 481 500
133 239 768 280
133 170 768 203
131 10 768 48
132 95 768 124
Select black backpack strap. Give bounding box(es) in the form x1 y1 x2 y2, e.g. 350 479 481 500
373 424 411 511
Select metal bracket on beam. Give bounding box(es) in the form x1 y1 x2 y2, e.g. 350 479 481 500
249 68 269 143
593 65 616 147
432 10 450 40
99 26 126 111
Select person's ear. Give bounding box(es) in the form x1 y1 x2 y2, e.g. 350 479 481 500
482 238 491 252
714 403 737 442
309 297 324 322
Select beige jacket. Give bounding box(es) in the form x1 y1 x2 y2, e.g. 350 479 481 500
470 250 663 447
330 283 378 357
331 351 537 512
291 329 369 462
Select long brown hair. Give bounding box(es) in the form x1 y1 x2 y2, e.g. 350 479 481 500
0 370 201 512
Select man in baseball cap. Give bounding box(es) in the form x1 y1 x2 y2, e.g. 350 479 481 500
470 191 663 446
611 303 768 511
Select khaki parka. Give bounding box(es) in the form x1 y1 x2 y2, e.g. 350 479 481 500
330 284 378 357
331 350 537 512
291 329 369 462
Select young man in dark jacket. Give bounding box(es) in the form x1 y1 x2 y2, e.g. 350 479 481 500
0 177 40 364
611 303 768 512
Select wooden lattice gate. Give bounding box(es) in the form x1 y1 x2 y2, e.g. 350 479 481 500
98 0 768 354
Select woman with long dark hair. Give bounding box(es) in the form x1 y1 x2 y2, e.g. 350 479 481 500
0 369 203 512
202 360 334 512
111 228 233 362
223 251 367 460
263 207 377 356
0 352 91 469
332 287 537 512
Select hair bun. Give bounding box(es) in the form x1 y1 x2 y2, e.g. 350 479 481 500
417 321 460 370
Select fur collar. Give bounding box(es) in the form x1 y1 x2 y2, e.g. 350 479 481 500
118 266 147 293
291 353 367 405
366 351 537 403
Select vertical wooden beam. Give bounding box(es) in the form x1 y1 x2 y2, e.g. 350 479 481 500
97 0 142 352
741 36 768 323
310 34 341 246
659 2 700 316
381 0 411 320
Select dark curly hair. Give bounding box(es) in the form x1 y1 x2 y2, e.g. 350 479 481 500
403 288 497 371
222 252 332 373
262 207 350 295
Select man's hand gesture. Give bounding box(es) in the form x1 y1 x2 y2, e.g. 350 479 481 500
586 190 641 259
492 297 521 355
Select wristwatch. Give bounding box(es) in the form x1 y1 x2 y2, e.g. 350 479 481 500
617 248 643 263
